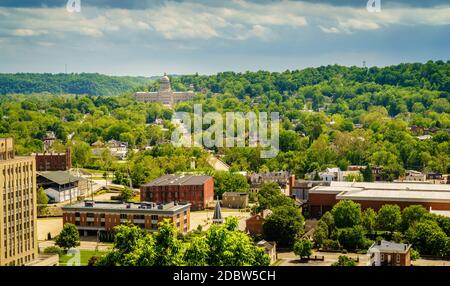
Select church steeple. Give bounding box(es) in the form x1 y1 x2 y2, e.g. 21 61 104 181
212 197 223 224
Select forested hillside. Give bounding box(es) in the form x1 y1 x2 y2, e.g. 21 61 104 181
0 61 448 185
0 73 151 96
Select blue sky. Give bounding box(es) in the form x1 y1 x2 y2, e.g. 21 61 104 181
0 0 449 76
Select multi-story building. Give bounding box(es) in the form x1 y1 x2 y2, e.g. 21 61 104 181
0 138 37 266
62 201 191 235
33 149 72 171
247 171 291 194
140 174 214 211
134 74 195 107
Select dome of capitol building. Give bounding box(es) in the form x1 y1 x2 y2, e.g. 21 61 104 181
159 73 171 92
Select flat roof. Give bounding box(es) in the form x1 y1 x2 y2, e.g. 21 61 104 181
311 186 363 194
336 189 450 203
63 201 191 214
330 181 450 192
141 174 212 187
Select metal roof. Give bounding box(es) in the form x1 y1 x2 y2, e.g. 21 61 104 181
37 171 80 185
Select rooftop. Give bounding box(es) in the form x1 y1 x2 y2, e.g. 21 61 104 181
369 240 411 254
222 192 249 197
329 181 450 192
63 201 191 213
37 171 80 185
142 174 212 187
336 189 450 203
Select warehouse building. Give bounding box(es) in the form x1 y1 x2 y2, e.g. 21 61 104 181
308 181 450 217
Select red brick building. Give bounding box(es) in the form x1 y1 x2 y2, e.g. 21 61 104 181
140 175 214 211
308 182 450 217
245 209 272 235
62 201 191 235
33 149 71 171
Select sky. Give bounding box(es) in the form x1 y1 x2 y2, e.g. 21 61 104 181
0 0 449 76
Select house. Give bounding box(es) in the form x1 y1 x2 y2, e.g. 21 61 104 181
404 170 427 182
43 131 56 151
247 171 291 194
307 167 343 182
37 171 85 203
106 139 129 160
62 201 191 236
256 240 277 264
222 192 249 209
368 240 411 266
245 209 272 235
140 174 214 211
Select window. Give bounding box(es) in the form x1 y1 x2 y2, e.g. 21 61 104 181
396 254 400 263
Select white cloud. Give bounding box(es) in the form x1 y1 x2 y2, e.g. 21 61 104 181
12 29 48 37
0 0 449 41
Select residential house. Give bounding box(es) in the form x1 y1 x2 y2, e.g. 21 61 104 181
368 240 411 266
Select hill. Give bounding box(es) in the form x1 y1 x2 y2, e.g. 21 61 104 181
0 73 151 96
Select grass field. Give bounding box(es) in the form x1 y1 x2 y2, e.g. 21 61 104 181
59 250 107 266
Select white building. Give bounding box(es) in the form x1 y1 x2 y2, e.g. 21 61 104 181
135 74 194 107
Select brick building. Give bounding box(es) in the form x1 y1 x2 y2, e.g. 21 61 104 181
62 201 191 235
140 174 214 211
33 149 71 171
308 181 450 217
245 209 272 235
368 240 411 266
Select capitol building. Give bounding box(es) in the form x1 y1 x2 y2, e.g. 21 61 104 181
135 73 194 106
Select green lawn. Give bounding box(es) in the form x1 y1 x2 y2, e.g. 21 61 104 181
59 249 107 266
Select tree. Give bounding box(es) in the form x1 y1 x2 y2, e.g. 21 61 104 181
37 186 48 205
294 239 313 259
71 141 91 167
331 200 362 228
183 236 209 266
332 225 367 251
313 221 329 248
362 208 377 234
55 223 80 251
153 219 184 266
332 255 357 266
263 206 305 247
406 220 449 256
118 187 133 201
377 204 402 233
361 164 374 182
213 171 249 198
401 205 428 231
256 182 294 212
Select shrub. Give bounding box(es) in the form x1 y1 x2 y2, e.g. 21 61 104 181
322 239 341 251
332 255 357 266
43 246 63 256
